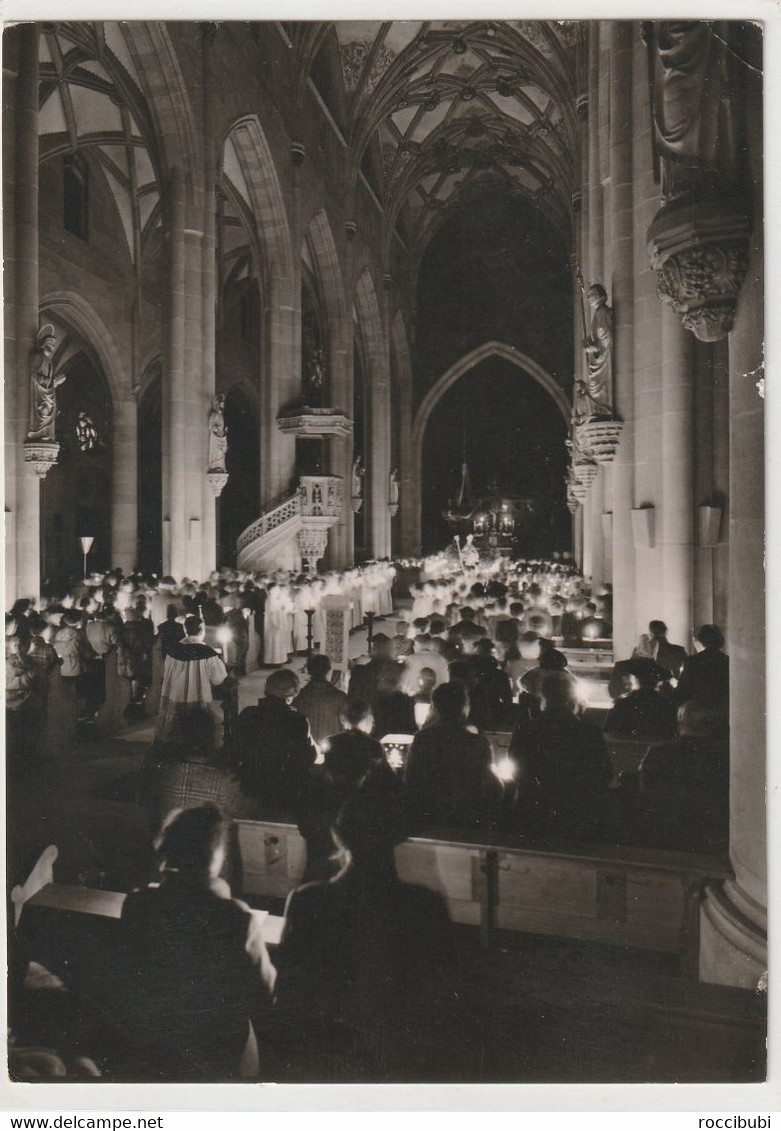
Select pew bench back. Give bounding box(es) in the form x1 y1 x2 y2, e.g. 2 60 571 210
232 817 730 974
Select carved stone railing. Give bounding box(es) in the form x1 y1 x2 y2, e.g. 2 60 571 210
236 490 301 556
237 476 344 572
300 475 342 518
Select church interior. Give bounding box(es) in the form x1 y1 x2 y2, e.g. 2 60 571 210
3 20 767 1085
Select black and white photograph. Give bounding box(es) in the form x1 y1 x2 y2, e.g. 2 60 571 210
2 13 769 1093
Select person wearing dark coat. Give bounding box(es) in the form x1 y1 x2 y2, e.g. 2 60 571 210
293 653 348 746
648 620 687 679
604 661 678 742
405 681 502 829
115 805 274 1081
675 624 729 705
236 669 317 808
509 675 613 839
273 793 465 1081
347 634 399 705
297 699 398 882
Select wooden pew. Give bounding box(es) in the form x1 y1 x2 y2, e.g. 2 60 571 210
232 816 731 975
11 844 284 947
605 735 653 783
94 648 130 736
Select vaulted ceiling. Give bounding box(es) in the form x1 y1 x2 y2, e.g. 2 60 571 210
295 20 580 254
37 22 162 266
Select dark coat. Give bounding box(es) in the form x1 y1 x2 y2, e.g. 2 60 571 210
236 695 317 808
405 721 501 827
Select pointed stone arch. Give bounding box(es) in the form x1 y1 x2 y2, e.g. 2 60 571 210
224 115 297 501
40 289 139 572
410 340 571 554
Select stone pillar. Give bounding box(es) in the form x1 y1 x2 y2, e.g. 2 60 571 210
162 168 187 578
5 26 41 601
693 342 715 628
700 27 765 983
608 22 636 659
711 339 730 631
659 305 695 647
262 268 299 504
397 379 415 558
326 311 354 569
200 32 218 577
582 490 594 580
700 262 765 987
368 280 392 561
111 397 139 572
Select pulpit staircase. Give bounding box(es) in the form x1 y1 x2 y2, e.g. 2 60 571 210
236 475 343 573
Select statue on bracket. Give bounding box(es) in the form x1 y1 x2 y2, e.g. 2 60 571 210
574 275 614 422
351 455 365 513
305 348 327 407
28 325 66 443
643 20 737 202
352 456 365 498
208 393 229 472
389 468 400 507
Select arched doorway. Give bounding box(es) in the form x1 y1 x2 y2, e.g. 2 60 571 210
417 350 571 556
218 387 260 568
138 367 163 575
42 352 112 590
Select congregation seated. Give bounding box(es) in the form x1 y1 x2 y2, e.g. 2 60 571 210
648 620 687 678
639 699 729 797
449 606 487 649
447 658 493 733
347 633 398 703
469 638 514 730
676 624 729 705
114 805 275 1080
274 792 463 1081
236 669 317 809
604 661 678 742
405 681 502 830
293 653 347 746
508 675 612 839
298 699 398 881
391 619 414 661
399 632 450 694
370 663 417 738
519 644 580 704
428 618 461 662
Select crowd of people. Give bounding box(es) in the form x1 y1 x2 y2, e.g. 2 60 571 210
8 548 732 1081
4 560 397 758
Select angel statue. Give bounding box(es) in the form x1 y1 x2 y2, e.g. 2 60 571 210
28 325 66 443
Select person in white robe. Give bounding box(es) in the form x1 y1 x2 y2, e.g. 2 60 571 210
155 615 229 753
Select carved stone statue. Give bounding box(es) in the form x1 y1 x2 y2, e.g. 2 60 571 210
646 21 737 201
28 326 66 443
352 456 365 499
389 468 400 506
208 393 228 472
306 348 326 407
576 284 614 421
